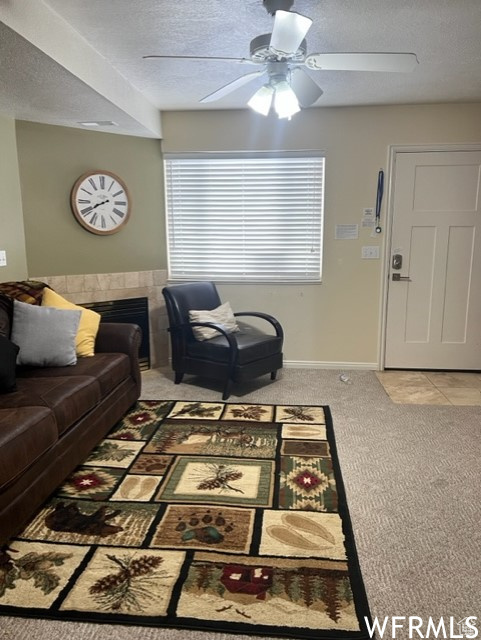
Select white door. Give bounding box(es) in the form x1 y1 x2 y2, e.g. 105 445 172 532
385 150 481 369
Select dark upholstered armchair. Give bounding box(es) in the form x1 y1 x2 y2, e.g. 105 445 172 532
162 282 283 400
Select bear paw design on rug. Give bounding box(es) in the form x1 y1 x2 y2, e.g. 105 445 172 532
175 509 235 544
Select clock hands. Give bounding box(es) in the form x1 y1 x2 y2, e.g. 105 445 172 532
92 199 109 210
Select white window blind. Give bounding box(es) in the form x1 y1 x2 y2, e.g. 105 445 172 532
164 153 324 283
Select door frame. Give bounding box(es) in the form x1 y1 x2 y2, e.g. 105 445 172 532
378 143 481 371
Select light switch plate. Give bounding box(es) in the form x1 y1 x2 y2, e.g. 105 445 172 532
0 250 6 267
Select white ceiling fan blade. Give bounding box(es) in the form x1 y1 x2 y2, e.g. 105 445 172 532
290 67 323 107
199 70 266 103
270 10 312 56
143 55 258 66
305 52 419 72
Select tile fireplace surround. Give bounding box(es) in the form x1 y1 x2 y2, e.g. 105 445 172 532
32 270 169 368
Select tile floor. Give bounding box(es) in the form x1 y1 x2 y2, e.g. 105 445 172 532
375 370 481 405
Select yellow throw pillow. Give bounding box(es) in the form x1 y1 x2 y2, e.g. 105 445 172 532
41 288 101 357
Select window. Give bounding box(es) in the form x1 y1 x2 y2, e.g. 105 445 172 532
164 153 325 283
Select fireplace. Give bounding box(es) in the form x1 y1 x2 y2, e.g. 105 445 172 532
82 297 150 370
33 270 169 368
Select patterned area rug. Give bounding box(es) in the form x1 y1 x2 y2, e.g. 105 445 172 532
0 401 372 639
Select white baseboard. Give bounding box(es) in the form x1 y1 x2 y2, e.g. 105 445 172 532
284 360 379 370
162 357 379 371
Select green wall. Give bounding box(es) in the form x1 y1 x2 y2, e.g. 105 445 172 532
0 115 28 280
15 121 166 276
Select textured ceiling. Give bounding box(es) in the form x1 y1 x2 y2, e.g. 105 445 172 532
1 0 481 137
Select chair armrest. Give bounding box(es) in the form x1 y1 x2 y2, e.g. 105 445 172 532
234 312 284 340
95 322 142 391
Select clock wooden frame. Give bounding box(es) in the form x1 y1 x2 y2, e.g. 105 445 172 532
70 169 131 235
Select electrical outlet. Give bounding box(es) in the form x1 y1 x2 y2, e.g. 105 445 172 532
361 246 379 259
0 250 6 267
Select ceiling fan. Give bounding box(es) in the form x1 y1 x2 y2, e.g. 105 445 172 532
144 0 419 119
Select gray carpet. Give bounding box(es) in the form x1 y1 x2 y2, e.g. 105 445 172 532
2 368 480 639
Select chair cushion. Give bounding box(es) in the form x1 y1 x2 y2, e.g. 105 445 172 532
187 324 282 365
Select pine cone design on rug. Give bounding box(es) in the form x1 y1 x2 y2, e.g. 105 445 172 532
89 553 167 612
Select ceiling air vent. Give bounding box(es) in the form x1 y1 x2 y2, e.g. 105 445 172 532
78 121 118 127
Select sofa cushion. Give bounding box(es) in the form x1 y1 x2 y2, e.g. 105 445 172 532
11 300 81 367
17 353 131 398
0 407 58 491
0 376 101 436
0 336 19 393
41 288 101 357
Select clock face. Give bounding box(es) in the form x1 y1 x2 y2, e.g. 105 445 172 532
71 170 130 235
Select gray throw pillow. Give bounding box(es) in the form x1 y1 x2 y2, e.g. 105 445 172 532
11 300 81 367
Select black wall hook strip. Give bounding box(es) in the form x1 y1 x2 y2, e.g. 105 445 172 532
375 169 384 233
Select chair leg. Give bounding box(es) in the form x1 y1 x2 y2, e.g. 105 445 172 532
270 370 277 381
222 379 233 401
174 371 184 384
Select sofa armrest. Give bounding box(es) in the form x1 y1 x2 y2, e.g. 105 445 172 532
95 323 142 392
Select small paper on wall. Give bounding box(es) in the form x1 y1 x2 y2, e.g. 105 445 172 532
335 224 359 240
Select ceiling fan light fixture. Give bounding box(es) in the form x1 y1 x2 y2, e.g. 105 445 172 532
248 84 274 116
269 10 313 57
274 80 300 119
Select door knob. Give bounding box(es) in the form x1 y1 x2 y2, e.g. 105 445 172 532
392 273 412 281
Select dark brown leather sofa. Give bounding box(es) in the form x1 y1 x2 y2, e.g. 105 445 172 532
0 286 142 545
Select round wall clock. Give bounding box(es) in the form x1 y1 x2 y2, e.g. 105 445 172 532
70 170 131 235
